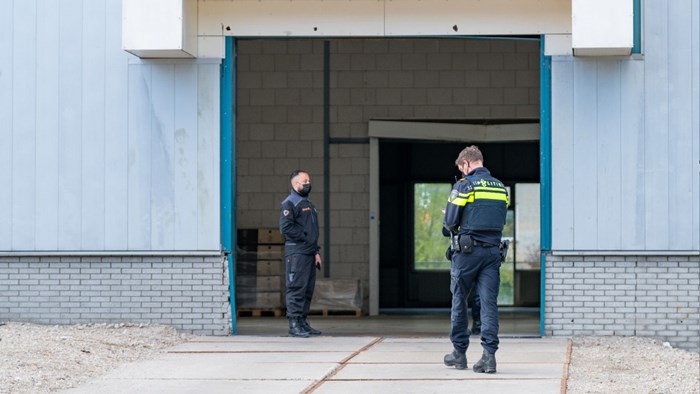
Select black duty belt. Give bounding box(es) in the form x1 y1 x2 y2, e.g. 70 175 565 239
472 239 498 247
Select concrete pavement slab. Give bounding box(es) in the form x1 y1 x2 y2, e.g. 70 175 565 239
314 379 561 394
78 355 340 380
331 362 564 380
59 336 569 394
170 336 379 353
350 350 565 363
65 379 312 394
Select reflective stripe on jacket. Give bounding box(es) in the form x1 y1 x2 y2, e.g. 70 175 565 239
444 167 508 245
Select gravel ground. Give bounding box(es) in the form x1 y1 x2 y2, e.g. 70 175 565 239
1 322 698 393
567 336 699 394
0 322 191 394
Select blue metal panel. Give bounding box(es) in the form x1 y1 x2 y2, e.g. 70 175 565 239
539 37 551 337
104 0 129 250
127 64 153 250
198 64 221 250
619 60 646 250
174 64 199 250
695 0 700 252
12 0 37 250
221 37 237 334
35 0 60 250
58 0 84 250
550 59 574 250
667 0 695 250
151 64 176 250
643 0 670 250
81 0 107 250
595 61 622 250
572 60 598 250
0 0 11 250
633 0 641 53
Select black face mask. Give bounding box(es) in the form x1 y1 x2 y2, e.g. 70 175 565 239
298 183 312 197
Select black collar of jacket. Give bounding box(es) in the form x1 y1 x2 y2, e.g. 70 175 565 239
466 167 490 177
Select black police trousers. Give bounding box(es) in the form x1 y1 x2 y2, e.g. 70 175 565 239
450 244 501 354
285 253 316 318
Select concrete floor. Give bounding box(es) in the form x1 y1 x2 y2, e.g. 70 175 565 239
63 310 562 394
235 309 540 337
64 335 567 394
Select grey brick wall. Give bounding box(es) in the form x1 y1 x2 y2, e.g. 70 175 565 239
545 254 700 352
236 38 539 309
0 255 231 336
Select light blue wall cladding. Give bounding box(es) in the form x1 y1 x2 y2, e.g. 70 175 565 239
0 0 221 251
551 0 700 251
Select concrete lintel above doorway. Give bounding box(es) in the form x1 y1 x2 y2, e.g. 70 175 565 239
368 120 540 143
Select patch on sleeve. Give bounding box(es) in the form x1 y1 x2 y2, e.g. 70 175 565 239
283 210 290 216
448 189 459 202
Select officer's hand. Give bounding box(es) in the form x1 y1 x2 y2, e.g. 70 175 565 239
315 253 323 271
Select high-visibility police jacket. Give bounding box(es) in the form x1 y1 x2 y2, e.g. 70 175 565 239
443 167 509 246
279 189 320 256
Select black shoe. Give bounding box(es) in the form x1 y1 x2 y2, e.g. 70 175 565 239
443 350 467 370
288 317 310 338
473 351 496 373
470 320 481 336
302 318 321 336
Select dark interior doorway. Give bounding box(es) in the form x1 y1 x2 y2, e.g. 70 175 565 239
379 139 540 309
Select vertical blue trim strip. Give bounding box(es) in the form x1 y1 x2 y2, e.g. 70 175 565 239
221 45 233 253
221 37 236 334
539 37 552 337
633 0 641 54
323 41 330 278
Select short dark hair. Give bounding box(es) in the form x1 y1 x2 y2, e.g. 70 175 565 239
290 169 308 181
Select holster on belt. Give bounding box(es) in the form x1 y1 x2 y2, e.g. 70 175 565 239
451 234 473 254
499 239 510 264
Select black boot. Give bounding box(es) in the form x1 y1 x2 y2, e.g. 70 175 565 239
470 319 481 336
473 351 496 373
443 350 467 370
288 317 310 338
301 318 321 336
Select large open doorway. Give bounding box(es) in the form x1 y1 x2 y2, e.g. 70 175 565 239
233 35 544 336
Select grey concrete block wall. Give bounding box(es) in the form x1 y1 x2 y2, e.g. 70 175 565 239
236 38 539 311
544 254 700 352
0 255 231 336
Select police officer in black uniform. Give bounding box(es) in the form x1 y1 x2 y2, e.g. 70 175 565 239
279 170 323 338
442 146 508 373
444 231 481 336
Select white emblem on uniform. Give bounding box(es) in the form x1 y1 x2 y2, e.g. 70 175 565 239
283 210 290 216
449 189 458 202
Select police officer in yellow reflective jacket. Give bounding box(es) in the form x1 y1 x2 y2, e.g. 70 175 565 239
442 145 509 373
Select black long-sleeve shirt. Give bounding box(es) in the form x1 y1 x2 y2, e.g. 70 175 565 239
279 189 320 256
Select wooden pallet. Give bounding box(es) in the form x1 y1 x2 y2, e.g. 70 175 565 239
236 308 284 317
309 308 362 317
